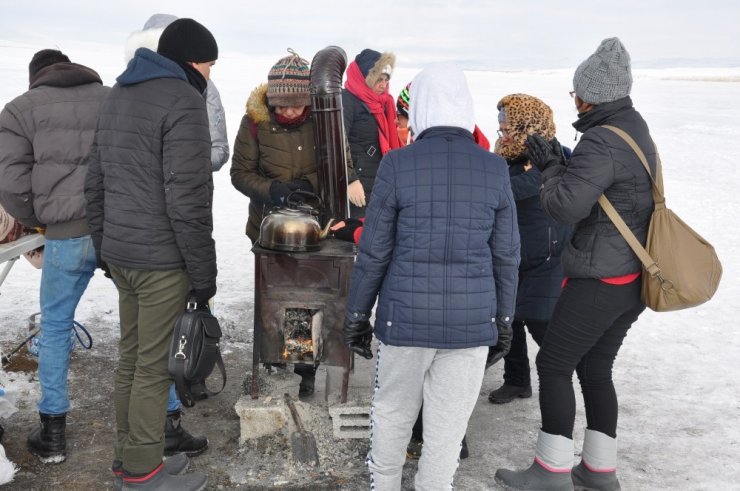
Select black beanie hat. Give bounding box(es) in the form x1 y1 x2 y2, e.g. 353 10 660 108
29 49 70 82
157 18 218 63
355 49 382 78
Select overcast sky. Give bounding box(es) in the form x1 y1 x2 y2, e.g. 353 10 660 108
1 0 738 70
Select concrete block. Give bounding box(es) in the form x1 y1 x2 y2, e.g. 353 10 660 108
234 395 287 443
328 403 371 439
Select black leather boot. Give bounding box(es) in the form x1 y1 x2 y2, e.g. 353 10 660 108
27 412 66 464
294 363 317 398
164 410 208 457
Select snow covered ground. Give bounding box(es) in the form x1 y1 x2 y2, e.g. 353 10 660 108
0 38 739 489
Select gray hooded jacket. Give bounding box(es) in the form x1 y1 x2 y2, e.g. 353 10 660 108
0 62 109 239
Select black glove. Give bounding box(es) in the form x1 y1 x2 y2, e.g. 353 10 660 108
486 319 513 369
286 178 313 193
343 318 373 359
525 134 565 172
191 284 217 305
95 254 112 279
269 181 292 206
333 218 363 243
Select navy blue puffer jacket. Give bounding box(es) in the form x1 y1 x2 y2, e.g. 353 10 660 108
345 126 520 349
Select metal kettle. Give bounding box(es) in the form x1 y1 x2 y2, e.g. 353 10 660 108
258 191 334 252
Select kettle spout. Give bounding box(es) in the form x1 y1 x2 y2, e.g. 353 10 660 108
319 219 336 240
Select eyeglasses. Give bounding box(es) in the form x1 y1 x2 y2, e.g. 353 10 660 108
496 129 509 138
569 90 577 98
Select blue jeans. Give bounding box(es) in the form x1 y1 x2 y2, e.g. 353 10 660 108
38 236 96 415
168 385 180 412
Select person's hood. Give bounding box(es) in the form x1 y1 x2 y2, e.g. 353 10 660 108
245 83 271 124
29 62 102 90
116 48 186 86
124 13 178 63
408 62 474 136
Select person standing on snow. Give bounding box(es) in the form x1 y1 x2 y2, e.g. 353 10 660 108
487 93 571 405
0 49 109 464
342 48 402 218
121 11 220 459
86 18 218 489
495 37 654 491
343 62 520 490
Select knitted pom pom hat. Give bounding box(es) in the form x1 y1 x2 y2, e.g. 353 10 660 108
396 83 411 117
266 48 311 107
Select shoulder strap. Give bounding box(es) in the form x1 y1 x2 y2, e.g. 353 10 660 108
597 195 661 277
597 125 663 278
600 125 665 202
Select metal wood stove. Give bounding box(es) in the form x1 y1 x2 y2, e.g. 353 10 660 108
251 46 354 402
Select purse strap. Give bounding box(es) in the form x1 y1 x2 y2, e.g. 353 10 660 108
596 125 662 278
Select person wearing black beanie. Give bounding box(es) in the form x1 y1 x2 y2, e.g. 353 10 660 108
157 18 218 94
86 16 217 491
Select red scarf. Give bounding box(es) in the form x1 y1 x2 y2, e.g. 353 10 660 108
344 61 401 155
275 106 312 129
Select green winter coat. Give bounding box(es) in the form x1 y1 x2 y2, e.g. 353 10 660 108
231 83 353 243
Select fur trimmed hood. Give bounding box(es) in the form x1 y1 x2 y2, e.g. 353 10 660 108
245 83 271 125
124 14 178 63
125 27 166 63
364 52 395 87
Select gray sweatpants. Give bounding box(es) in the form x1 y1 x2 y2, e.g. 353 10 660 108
367 342 488 490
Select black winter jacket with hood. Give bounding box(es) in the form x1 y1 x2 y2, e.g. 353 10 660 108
85 48 216 291
540 96 655 279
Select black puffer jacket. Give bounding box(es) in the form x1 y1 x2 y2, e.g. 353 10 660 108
85 48 216 291
342 90 380 217
540 97 655 278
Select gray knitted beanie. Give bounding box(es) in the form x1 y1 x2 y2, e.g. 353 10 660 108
573 37 632 104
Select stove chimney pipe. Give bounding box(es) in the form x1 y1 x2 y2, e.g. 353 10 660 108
310 46 349 225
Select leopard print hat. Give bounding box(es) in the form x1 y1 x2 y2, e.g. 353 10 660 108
495 93 556 161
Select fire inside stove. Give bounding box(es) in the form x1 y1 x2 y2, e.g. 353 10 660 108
281 308 323 361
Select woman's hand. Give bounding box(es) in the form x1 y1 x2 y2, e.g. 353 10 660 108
348 180 366 207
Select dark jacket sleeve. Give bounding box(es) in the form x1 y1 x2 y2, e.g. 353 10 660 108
489 175 520 321
540 130 614 224
0 105 42 227
230 115 273 203
345 154 397 318
163 93 217 291
510 167 541 201
84 134 103 255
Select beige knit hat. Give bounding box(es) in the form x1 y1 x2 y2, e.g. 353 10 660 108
266 49 311 107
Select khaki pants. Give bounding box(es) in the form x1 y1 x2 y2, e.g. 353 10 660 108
110 265 190 474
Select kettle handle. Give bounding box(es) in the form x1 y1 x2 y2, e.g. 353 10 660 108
287 189 323 208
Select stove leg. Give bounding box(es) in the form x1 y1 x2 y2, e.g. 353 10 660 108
340 353 351 403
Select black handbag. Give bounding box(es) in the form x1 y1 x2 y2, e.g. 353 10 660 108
168 300 226 407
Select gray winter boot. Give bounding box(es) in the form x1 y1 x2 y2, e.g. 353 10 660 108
572 429 620 491
121 462 207 491
113 453 190 491
495 430 574 490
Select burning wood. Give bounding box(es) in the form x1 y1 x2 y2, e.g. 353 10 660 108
282 308 317 360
